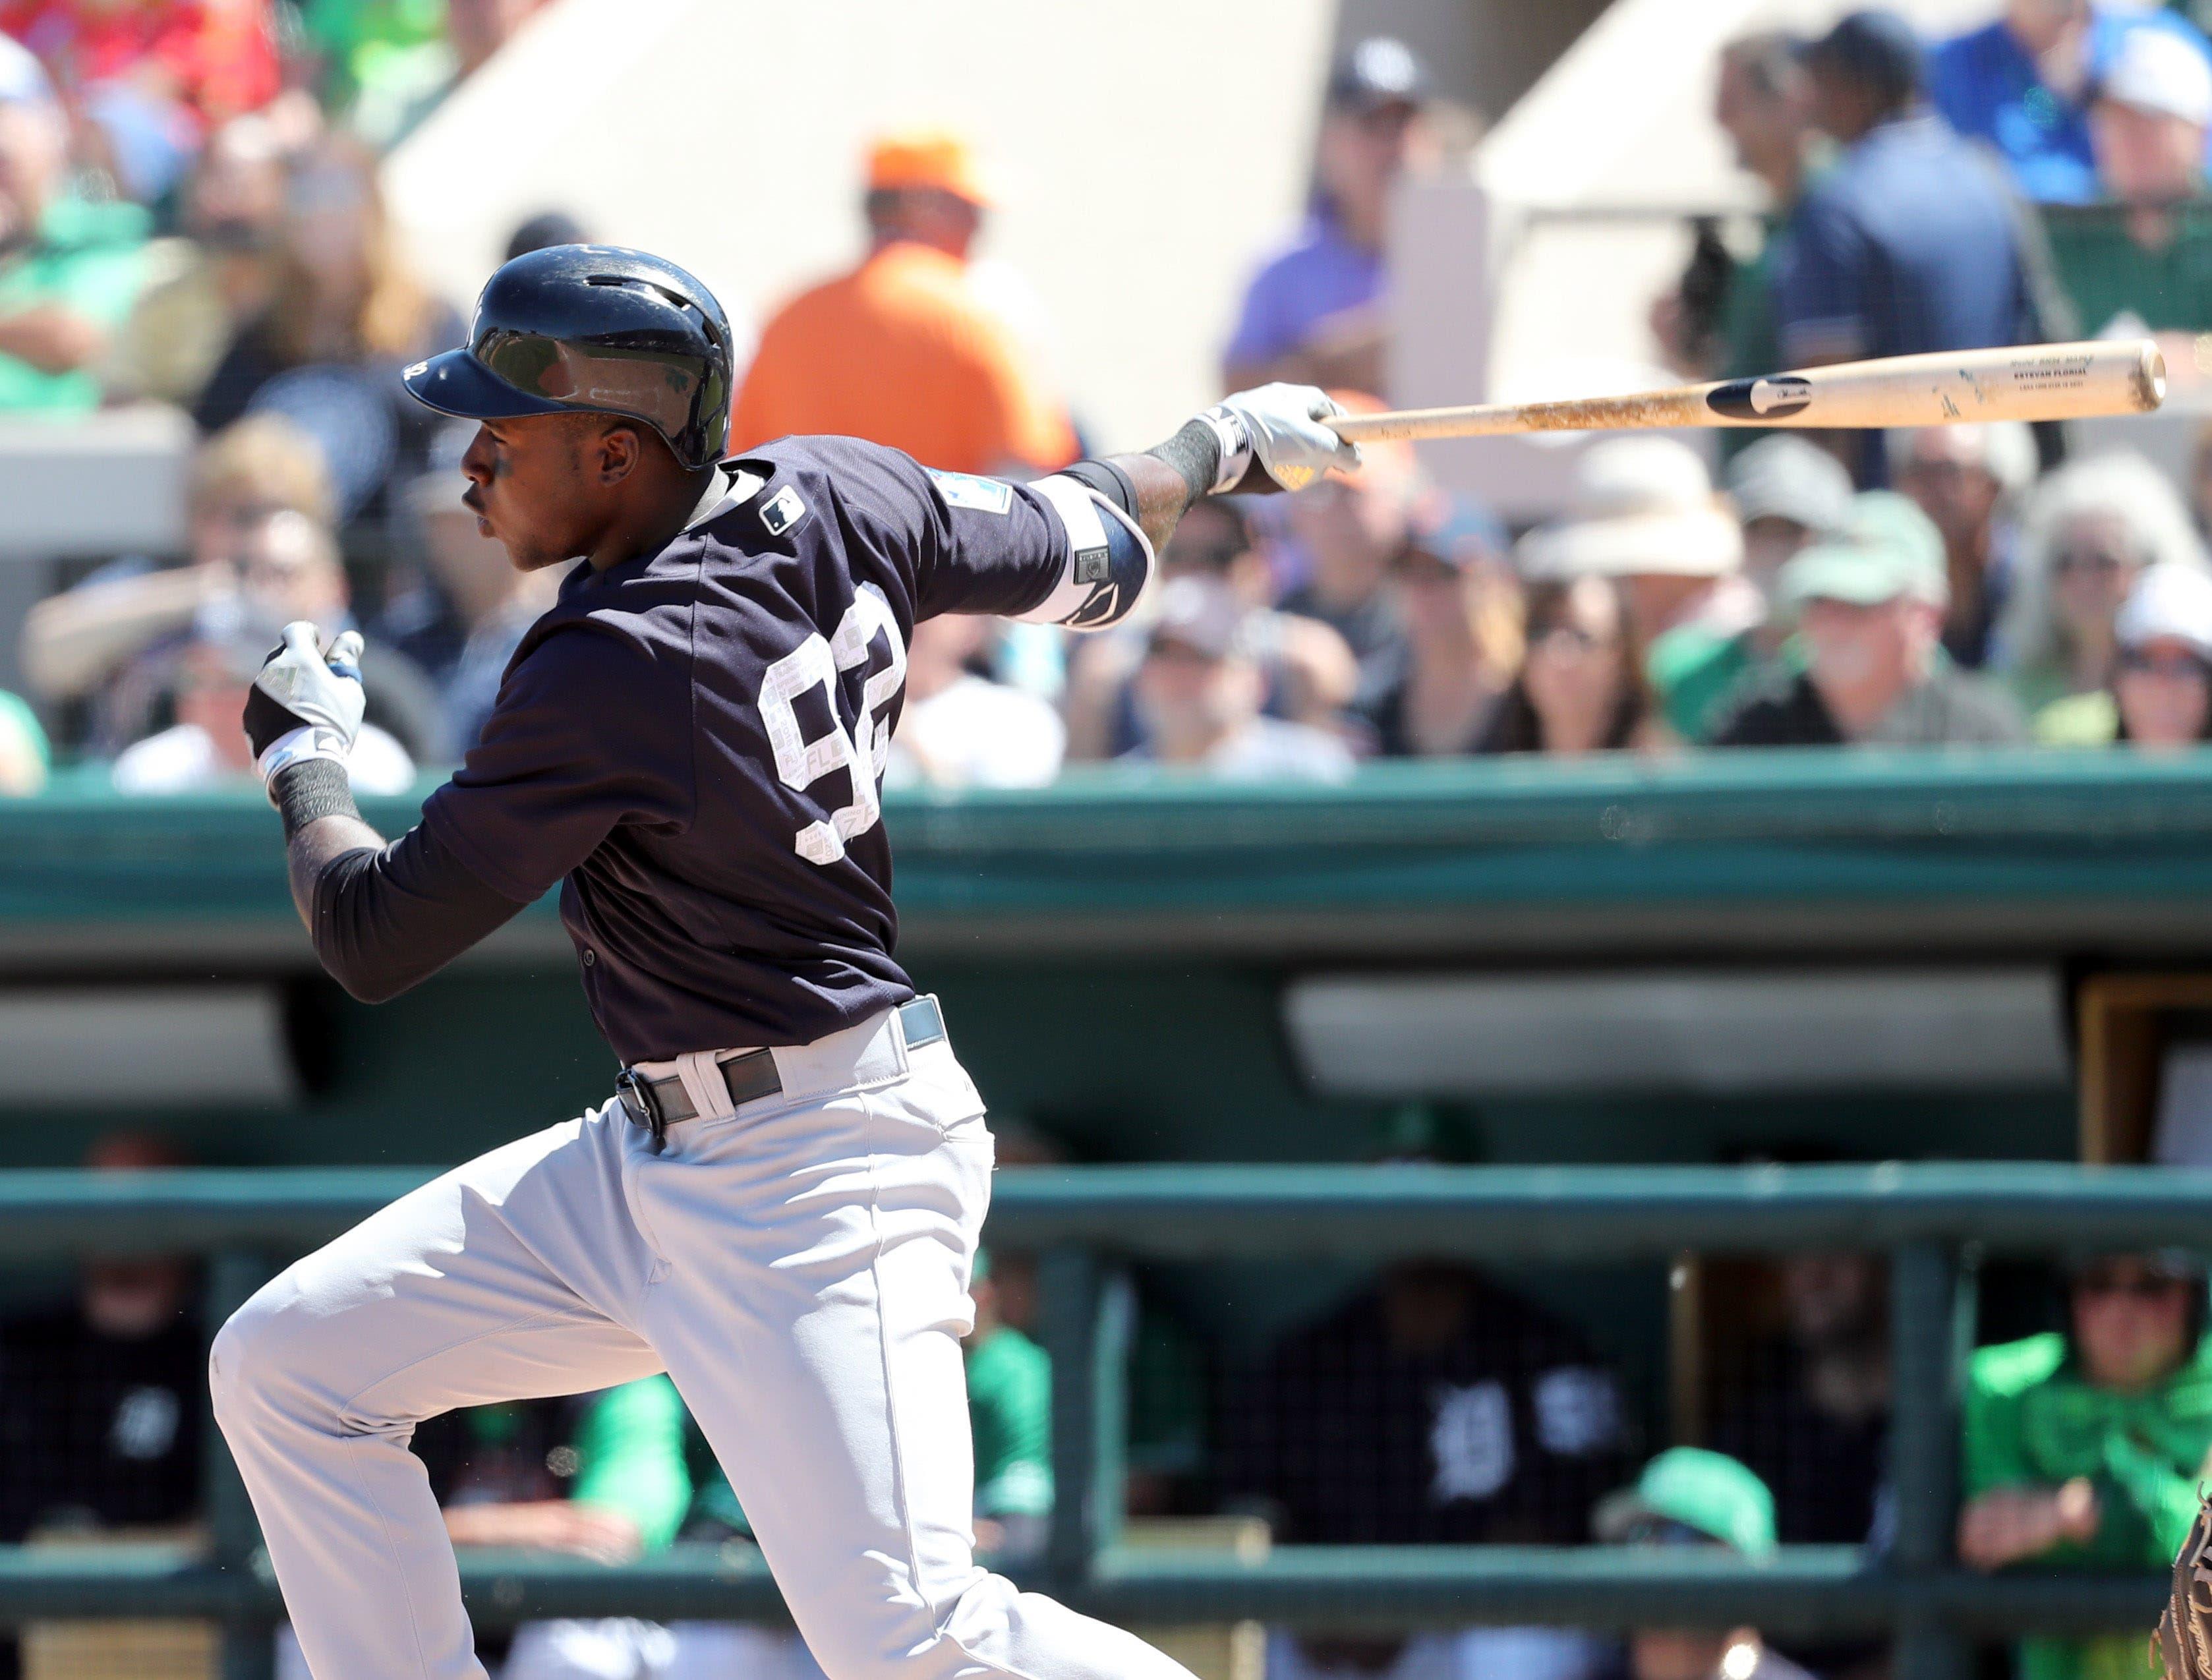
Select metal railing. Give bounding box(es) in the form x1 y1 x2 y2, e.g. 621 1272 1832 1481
0 1161 2200 1680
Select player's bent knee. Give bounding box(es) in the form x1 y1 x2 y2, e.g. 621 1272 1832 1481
208 1287 312 1431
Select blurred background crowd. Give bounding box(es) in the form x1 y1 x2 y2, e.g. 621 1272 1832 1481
8 3 2212 1680
20 2 2212 797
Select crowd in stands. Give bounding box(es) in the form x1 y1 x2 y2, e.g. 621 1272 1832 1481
11 7 2212 796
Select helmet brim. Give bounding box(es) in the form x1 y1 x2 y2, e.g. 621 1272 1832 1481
401 348 571 423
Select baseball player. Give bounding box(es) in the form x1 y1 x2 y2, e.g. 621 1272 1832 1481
212 242 1356 1680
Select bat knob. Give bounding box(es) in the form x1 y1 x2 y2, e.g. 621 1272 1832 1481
2138 341 2169 413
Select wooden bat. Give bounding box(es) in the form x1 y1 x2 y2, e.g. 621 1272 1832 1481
1323 339 2166 444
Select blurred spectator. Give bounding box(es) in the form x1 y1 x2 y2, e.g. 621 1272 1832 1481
1237 1261 1628 1542
192 136 461 525
732 128 1074 476
1960 1249 2212 1680
1234 1262 1626 1680
325 1378 693 1680
2190 421 2212 543
1280 407 1422 732
2037 561 2212 747
104 112 285 407
1649 436 1854 742
1994 450 2208 718
0 49 148 413
0 0 281 202
1930 1 2212 204
1223 36 1436 393
110 619 416 793
1519 438 1749 710
1061 498 1356 761
1125 574 1354 780
21 413 332 709
654 1250 1053 1680
504 208 587 263
1474 577 1646 756
0 1134 201 1544
308 0 552 150
1372 494 1519 757
1655 31 1817 392
1714 492 2029 745
101 504 444 763
1596 1449 1812 1680
2047 24 2212 337
0 686 45 794
887 614 1064 790
375 424 558 756
1888 422 2039 668
1786 11 2035 484
1712 1254 1891 1547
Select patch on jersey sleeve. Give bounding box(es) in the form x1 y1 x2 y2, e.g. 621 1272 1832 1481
760 484 809 536
927 470 1014 515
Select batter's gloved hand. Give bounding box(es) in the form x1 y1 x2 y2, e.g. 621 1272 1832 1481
243 622 366 804
1200 384 1362 495
2157 1493 2212 1680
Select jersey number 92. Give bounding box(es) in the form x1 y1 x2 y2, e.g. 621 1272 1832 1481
759 584 906 865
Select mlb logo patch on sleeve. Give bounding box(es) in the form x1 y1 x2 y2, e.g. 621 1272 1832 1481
927 471 1014 515
761 484 809 536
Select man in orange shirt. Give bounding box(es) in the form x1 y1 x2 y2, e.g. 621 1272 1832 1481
730 129 1076 476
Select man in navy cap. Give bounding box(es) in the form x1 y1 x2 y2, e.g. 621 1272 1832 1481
1776 9 2037 485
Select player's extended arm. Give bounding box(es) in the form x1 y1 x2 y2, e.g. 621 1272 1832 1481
1003 385 1356 633
245 625 527 1002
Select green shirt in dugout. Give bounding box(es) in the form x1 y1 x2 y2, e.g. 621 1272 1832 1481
1965 1331 2212 1680
687 1323 1055 1538
0 195 149 414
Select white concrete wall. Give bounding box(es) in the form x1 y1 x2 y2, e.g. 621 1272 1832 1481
382 0 1341 453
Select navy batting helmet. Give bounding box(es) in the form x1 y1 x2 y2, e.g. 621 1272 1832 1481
402 245 735 471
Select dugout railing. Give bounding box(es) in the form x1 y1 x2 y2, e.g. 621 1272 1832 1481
0 1160 2199 1680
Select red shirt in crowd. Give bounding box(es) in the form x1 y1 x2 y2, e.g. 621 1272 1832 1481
0 0 280 128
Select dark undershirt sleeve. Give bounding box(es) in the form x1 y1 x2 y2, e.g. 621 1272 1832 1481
309 825 532 1004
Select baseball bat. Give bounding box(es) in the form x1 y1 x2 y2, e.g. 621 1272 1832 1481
1322 339 2166 444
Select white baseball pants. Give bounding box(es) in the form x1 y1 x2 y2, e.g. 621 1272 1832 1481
211 1003 1196 1680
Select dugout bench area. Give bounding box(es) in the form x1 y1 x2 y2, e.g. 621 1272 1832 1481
4 752 2212 1675
0 1163 2182 1680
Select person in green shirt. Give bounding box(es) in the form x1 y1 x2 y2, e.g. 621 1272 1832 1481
451 1378 693 1680
1960 1250 2212 1680
648 1252 1056 1680
0 84 148 415
439 1377 691 1561
1646 435 1851 743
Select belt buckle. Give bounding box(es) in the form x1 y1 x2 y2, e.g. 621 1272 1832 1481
614 1067 667 1141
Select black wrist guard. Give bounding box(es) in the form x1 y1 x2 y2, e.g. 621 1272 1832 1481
1146 419 1224 508
272 757 360 841
1058 458 1140 521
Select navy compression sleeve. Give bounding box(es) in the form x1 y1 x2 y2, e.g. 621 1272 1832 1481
271 763 529 1003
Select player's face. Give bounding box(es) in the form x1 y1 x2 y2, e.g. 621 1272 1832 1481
460 415 606 572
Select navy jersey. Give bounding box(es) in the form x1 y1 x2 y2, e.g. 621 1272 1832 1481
414 436 1078 1062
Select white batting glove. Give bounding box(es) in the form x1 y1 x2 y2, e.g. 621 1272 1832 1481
243 622 366 801
1198 384 1362 494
